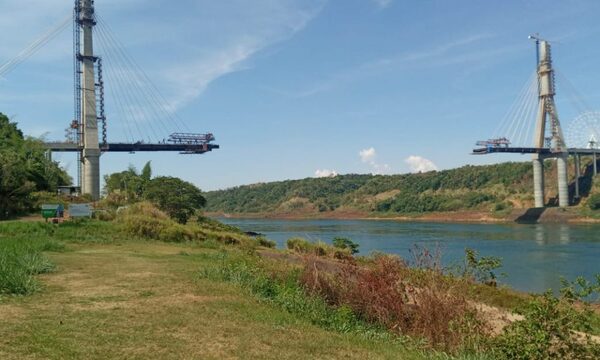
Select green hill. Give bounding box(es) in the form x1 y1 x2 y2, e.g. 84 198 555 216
205 160 600 217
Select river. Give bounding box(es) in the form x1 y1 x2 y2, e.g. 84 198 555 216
218 218 600 294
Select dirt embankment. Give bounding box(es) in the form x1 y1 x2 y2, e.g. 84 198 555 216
207 207 600 224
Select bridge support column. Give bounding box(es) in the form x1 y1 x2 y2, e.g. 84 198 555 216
594 153 598 177
574 154 580 199
533 157 545 208
557 154 569 207
79 0 100 200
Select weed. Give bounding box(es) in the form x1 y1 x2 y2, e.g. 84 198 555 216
256 236 276 248
462 248 503 286
286 237 352 259
300 253 482 352
0 237 58 295
199 253 404 343
492 276 600 359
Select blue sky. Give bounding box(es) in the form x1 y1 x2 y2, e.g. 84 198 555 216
2 0 600 191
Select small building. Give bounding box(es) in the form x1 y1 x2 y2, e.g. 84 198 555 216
41 204 64 220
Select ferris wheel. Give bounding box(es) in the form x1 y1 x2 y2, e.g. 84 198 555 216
564 111 600 149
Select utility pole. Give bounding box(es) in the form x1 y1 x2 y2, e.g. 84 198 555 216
77 0 100 200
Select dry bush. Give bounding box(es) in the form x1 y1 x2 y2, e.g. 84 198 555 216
410 275 481 351
299 253 482 351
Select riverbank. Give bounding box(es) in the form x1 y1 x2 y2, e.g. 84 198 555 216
1 218 599 358
208 206 600 225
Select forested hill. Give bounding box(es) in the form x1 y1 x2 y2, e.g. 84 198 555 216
205 162 550 215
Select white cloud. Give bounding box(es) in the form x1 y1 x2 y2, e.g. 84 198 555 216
405 155 438 173
359 147 377 163
372 0 393 9
359 147 391 175
315 169 338 178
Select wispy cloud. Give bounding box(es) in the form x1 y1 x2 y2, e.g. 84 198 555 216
405 155 438 173
162 1 326 110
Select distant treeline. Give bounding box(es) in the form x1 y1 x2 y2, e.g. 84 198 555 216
205 162 540 215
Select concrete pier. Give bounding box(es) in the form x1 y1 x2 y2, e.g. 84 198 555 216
533 156 545 208
80 0 100 200
557 154 569 207
574 154 581 199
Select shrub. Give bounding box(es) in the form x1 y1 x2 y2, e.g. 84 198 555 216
492 275 600 359
492 291 600 359
200 254 396 341
332 237 360 254
463 248 502 285
159 223 195 243
256 236 276 248
300 254 481 351
493 202 509 212
588 193 600 210
286 237 349 258
118 202 182 240
94 209 115 221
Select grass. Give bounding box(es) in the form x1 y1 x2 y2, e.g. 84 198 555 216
1 216 598 359
0 237 431 359
0 230 64 295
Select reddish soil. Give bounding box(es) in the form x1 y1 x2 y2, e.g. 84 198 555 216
207 207 600 224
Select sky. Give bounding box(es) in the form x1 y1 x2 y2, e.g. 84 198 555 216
2 0 600 191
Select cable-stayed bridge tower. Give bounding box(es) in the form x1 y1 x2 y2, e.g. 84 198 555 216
22 0 219 200
530 36 569 208
473 36 600 208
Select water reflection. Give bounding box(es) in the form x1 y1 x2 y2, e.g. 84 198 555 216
533 224 571 245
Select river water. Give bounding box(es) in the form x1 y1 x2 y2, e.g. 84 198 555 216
218 218 600 294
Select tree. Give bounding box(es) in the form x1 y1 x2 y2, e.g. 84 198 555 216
0 113 70 219
103 161 152 200
144 176 206 224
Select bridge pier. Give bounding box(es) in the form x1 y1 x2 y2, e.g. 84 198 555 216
574 154 581 199
79 0 101 200
533 156 545 208
594 152 598 177
557 154 569 207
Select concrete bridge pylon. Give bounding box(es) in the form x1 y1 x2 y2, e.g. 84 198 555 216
78 0 100 200
530 37 569 208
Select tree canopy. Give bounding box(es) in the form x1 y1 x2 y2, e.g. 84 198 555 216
144 176 206 224
103 162 152 200
204 162 539 214
104 163 206 224
0 113 71 219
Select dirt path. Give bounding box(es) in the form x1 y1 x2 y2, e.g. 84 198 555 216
0 242 418 360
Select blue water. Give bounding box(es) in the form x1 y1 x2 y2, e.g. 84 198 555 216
218 218 600 294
